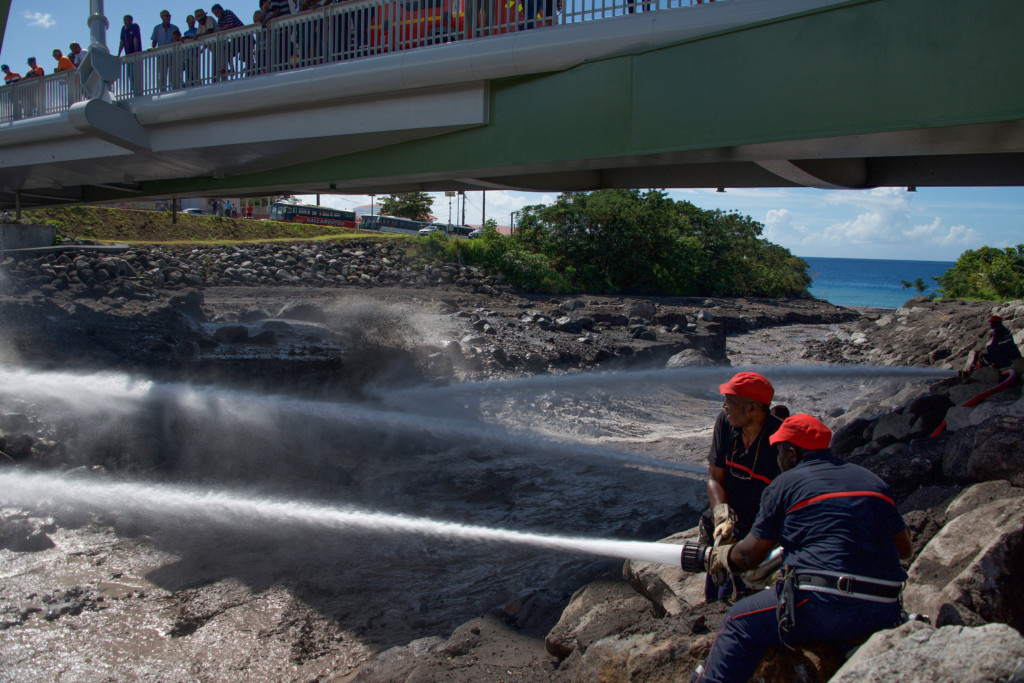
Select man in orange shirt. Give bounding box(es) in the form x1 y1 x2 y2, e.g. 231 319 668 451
24 57 44 78
1 64 21 84
2 64 23 119
52 49 78 105
53 49 76 71
22 57 44 115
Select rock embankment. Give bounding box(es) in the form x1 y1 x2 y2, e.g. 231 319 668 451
1 241 855 386
805 296 1024 370
3 241 511 295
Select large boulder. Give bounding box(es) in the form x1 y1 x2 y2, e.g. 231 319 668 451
544 579 652 660
575 620 844 683
574 627 714 683
944 480 1024 523
622 530 704 617
966 415 1024 486
903 490 1024 630
831 620 1024 682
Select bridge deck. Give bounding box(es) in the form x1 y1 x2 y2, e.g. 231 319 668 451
1 0 1022 210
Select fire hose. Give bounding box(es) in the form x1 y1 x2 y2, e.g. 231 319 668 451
929 369 1017 438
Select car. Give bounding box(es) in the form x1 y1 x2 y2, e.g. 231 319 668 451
468 228 485 239
418 224 445 236
182 208 208 215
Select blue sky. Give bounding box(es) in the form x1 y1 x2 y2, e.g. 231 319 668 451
308 186 1024 262
3 0 1023 263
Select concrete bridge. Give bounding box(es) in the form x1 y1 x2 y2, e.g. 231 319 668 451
0 0 1022 211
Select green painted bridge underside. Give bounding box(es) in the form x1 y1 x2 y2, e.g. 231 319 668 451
133 0 1024 199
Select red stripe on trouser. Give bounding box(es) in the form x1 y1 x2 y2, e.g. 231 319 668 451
696 598 809 682
787 490 894 513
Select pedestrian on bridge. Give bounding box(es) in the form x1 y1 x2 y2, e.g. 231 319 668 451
1 65 20 85
119 15 143 96
194 8 218 35
52 50 76 72
152 10 181 92
212 4 245 78
68 43 85 68
2 65 23 121
21 57 44 117
53 49 78 106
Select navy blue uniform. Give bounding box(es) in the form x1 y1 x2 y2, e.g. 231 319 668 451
696 451 906 683
704 412 782 601
709 411 783 535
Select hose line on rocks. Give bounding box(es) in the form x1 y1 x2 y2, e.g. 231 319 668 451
929 369 1017 438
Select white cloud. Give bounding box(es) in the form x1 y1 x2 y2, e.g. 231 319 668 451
902 218 980 247
23 11 55 28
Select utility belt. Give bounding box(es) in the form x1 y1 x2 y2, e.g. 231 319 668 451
794 569 903 603
776 567 903 646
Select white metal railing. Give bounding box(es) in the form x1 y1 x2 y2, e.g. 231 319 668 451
0 71 84 121
1 0 713 122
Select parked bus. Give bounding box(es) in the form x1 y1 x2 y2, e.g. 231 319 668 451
269 202 357 228
360 214 428 234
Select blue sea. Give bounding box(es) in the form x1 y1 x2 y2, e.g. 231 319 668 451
803 256 956 309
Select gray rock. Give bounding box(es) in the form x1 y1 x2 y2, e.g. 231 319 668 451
831 621 1024 683
966 415 1024 485
945 480 1024 523
560 298 585 311
625 300 656 321
622 529 703 617
0 514 56 552
666 348 717 368
872 410 916 442
903 496 1024 629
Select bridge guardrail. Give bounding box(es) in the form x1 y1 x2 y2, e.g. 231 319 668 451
1 0 710 122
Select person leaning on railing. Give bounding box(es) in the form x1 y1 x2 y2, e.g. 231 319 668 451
2 64 22 121
152 10 181 92
1 64 20 85
52 49 77 105
22 57 44 116
262 0 294 69
68 43 85 68
211 4 245 78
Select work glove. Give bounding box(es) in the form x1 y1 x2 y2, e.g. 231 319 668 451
706 542 734 587
741 549 783 590
712 503 737 543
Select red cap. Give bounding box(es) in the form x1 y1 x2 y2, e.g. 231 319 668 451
769 414 832 450
718 372 774 405
989 315 1003 323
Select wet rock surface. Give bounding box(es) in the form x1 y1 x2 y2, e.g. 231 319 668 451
2 250 1023 682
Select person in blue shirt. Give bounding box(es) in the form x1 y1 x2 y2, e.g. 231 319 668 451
119 15 143 56
151 10 180 91
119 15 144 95
693 414 913 683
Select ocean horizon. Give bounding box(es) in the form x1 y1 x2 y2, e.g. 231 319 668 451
802 256 955 309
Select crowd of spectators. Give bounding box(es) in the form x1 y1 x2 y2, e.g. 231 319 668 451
3 0 583 110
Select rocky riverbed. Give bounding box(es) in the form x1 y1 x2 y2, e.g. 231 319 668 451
2 241 1023 682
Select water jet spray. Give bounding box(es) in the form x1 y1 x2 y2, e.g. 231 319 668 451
1 470 694 567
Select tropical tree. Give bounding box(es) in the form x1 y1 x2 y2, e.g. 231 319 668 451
514 190 809 297
380 192 434 221
936 245 1024 301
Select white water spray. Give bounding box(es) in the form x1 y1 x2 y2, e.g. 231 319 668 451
0 470 685 567
378 364 951 406
0 365 706 476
